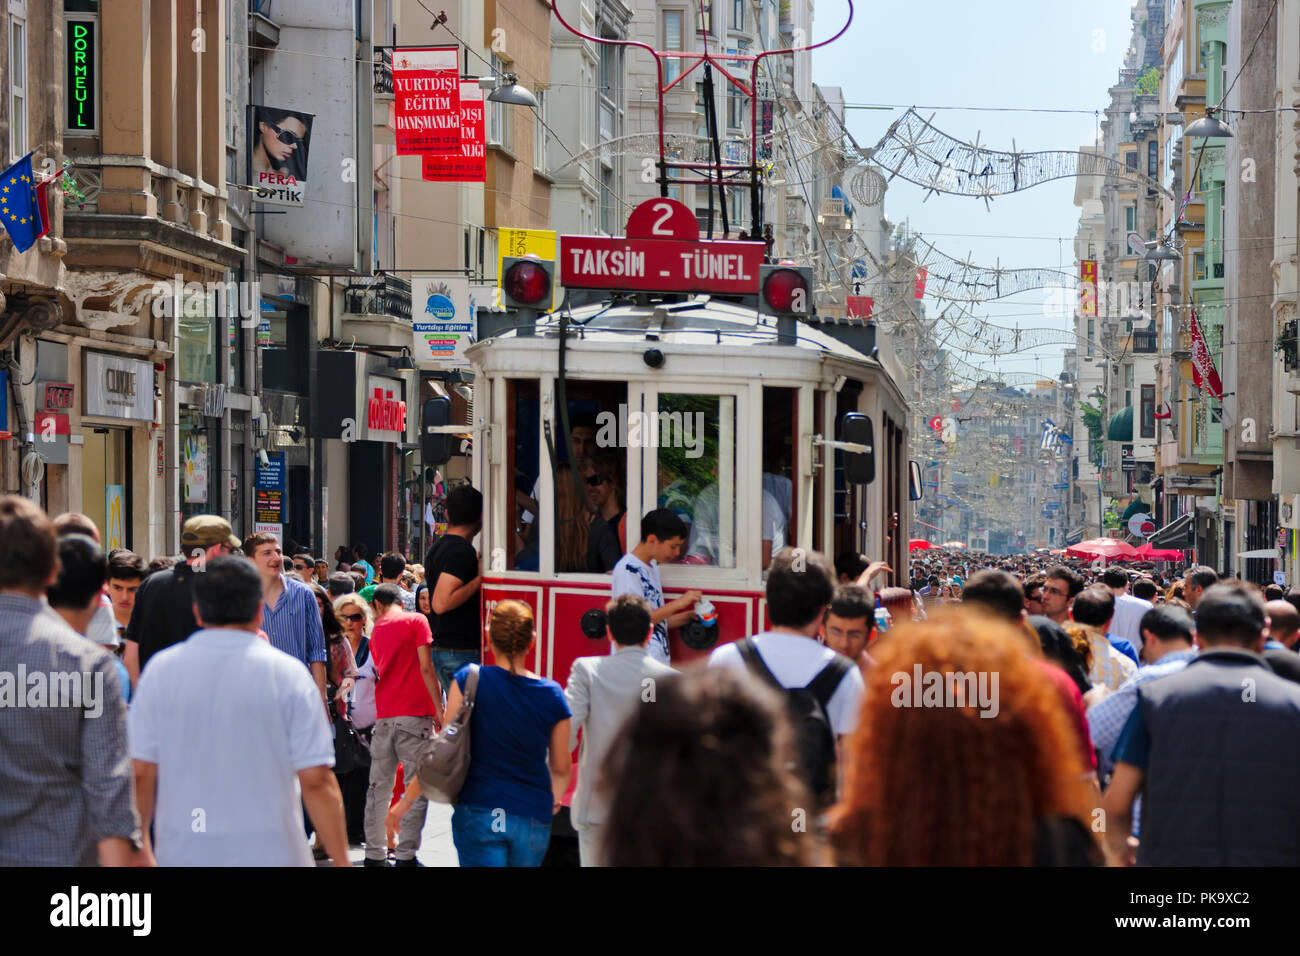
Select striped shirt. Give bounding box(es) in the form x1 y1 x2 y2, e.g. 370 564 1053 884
0 594 139 865
261 574 327 668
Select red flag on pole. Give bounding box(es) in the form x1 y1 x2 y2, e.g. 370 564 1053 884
914 267 927 299
1187 309 1223 399
34 169 63 240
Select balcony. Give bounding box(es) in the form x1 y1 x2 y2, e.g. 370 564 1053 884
63 156 240 269
374 47 394 99
249 0 279 48
344 273 411 319
340 273 413 349
817 196 851 231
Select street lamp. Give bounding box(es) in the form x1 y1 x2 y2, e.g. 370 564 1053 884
485 73 538 109
1144 241 1181 261
1183 108 1233 140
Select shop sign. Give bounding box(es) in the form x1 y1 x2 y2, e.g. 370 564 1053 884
43 382 75 412
367 378 407 438
84 352 154 421
255 451 285 528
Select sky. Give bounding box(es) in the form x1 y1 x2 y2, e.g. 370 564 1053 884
811 0 1138 384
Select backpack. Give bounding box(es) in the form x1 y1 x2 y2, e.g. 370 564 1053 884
734 638 853 806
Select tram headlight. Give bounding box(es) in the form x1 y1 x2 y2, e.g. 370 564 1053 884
759 263 813 317
502 256 554 309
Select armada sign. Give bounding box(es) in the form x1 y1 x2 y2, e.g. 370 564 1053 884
560 197 765 295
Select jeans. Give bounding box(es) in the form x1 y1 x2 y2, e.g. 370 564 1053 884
432 648 481 698
452 804 552 867
363 716 433 861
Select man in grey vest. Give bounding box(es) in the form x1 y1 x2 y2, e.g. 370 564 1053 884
564 594 677 866
1103 581 1300 865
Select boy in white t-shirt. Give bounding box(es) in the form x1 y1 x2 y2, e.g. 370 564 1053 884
611 509 701 664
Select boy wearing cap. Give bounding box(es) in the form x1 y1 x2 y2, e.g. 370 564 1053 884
124 514 240 688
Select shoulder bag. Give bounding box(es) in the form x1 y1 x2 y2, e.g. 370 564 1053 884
415 664 480 803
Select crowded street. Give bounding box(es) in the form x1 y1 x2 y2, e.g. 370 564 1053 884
0 0 1296 939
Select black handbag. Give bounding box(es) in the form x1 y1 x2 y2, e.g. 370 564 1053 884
328 685 370 775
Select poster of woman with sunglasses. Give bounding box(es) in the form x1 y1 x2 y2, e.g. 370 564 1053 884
251 105 314 206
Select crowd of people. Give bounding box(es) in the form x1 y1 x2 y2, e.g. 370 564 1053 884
5 483 1299 867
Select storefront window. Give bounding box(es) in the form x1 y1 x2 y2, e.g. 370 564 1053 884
82 426 129 550
178 293 218 384
179 409 219 529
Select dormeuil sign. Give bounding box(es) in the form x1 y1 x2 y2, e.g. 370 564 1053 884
560 198 764 295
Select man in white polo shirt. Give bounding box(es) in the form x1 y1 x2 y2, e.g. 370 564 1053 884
129 555 350 866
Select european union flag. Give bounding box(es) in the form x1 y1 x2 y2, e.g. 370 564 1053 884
0 153 40 253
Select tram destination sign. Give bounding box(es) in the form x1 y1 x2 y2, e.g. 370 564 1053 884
560 197 764 295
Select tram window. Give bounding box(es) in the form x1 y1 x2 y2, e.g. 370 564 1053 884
512 381 627 574
832 381 864 562
550 381 626 574
507 380 540 571
659 393 737 569
761 387 796 565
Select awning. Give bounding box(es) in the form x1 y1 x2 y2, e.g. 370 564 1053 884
1149 512 1193 548
1065 526 1086 545
1121 497 1150 522
1107 405 1134 441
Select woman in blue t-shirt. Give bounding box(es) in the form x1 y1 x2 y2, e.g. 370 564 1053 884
388 600 571 867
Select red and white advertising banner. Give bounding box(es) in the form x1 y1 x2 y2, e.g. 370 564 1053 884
914 267 927 299
393 46 460 155
422 82 486 183
560 197 764 295
1080 259 1098 317
1188 309 1224 399
846 295 874 321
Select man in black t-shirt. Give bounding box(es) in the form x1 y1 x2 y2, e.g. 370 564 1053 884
123 516 240 688
423 485 484 696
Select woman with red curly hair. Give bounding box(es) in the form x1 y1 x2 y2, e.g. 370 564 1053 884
831 610 1103 866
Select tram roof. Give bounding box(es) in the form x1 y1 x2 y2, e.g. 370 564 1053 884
471 296 881 367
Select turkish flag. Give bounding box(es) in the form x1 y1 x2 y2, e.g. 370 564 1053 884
1188 310 1223 399
34 169 62 240
846 296 873 320
914 267 927 299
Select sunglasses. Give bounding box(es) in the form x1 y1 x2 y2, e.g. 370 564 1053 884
294 564 308 571
341 612 366 623
267 121 304 147
585 475 608 487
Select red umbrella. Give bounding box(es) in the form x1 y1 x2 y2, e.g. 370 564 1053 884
908 539 932 552
1065 538 1140 562
1135 542 1185 562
